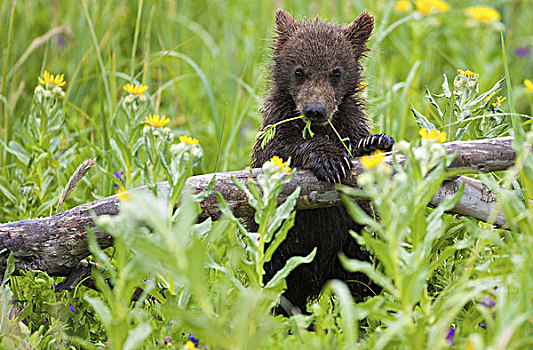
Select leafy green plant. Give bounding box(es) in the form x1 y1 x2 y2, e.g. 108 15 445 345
411 69 509 141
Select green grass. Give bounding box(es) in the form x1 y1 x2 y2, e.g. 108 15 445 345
0 0 533 348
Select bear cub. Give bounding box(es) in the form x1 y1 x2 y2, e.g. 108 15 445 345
251 9 394 314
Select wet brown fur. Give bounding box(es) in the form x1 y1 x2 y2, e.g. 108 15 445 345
250 9 380 314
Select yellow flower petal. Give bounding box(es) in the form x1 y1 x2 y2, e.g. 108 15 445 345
465 6 501 24
360 150 385 169
457 69 478 78
38 70 67 87
123 83 148 96
395 0 412 12
144 114 170 128
179 135 199 145
415 0 449 14
270 155 291 174
524 79 533 93
419 128 446 143
117 188 131 201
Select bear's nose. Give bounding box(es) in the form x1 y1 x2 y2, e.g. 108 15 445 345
303 103 326 122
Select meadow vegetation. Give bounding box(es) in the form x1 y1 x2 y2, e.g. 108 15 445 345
0 0 532 348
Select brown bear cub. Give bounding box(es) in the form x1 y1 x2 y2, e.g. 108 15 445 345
251 9 394 315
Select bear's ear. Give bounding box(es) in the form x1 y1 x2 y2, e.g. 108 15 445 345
343 11 374 53
275 9 296 47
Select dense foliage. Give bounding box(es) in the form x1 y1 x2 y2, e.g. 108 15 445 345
0 0 532 349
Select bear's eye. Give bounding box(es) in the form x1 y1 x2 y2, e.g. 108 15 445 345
294 68 304 79
331 69 342 81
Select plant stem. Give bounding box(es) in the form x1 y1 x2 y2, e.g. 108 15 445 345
327 119 353 158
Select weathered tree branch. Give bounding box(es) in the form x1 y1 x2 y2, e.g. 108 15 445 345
0 137 518 276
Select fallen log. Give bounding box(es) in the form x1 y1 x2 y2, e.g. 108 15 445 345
0 137 518 276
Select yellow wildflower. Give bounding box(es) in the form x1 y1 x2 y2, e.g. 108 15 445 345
123 83 148 97
270 155 291 174
186 341 197 350
358 81 369 89
38 70 66 87
144 114 170 128
415 0 449 14
419 128 446 143
116 188 131 201
524 79 533 93
457 69 479 78
491 96 506 108
360 150 385 169
395 0 412 12
179 135 199 145
465 6 501 24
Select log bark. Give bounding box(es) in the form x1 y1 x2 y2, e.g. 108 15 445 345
0 137 517 276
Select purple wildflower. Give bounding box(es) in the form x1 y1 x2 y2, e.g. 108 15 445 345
515 46 531 58
479 322 486 329
447 328 455 346
169 320 175 326
163 336 172 345
188 334 199 347
113 170 126 188
482 296 496 307
494 286 498 290
56 34 66 49
70 304 75 313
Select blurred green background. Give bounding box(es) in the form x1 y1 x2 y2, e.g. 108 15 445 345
0 0 531 200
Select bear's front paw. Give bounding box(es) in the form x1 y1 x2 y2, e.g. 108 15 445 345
309 154 352 183
354 134 395 157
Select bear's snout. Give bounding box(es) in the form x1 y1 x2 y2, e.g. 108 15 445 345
303 103 327 123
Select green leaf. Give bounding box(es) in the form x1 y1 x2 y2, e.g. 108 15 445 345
410 104 436 131
339 253 397 297
264 248 316 291
324 280 359 345
2 252 15 285
265 187 300 242
193 175 216 202
441 73 452 98
84 296 112 328
1 140 30 165
264 210 295 263
123 322 152 350
109 138 128 173
425 86 443 118
466 77 505 110
0 183 16 203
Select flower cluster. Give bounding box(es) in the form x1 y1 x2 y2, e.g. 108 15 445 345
170 135 203 172
419 128 446 143
466 6 501 24
35 70 67 100
123 83 148 97
360 150 385 169
123 83 148 108
145 114 170 128
394 0 411 12
456 69 478 79
414 0 449 15
260 156 292 190
179 135 199 145
143 114 174 141
38 70 66 88
269 155 291 174
454 68 479 102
